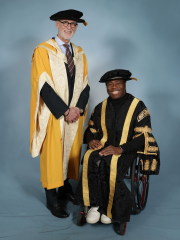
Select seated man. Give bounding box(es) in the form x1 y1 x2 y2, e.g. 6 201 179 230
73 69 160 224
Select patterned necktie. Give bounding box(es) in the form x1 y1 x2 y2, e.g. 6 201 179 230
63 44 74 78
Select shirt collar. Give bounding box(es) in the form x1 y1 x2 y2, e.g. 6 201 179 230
55 36 71 47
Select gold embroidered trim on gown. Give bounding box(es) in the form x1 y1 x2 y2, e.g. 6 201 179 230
107 98 140 218
134 126 158 156
137 108 150 122
82 99 108 206
144 160 150 171
151 159 157 171
100 99 108 147
82 149 94 206
88 120 94 126
134 126 152 134
31 72 55 157
90 128 97 133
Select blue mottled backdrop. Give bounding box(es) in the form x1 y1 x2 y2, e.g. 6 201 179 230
0 0 180 239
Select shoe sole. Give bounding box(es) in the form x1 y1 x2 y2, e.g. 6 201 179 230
86 215 100 224
100 219 112 224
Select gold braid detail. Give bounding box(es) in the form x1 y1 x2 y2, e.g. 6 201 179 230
151 159 157 171
88 120 94 126
134 126 152 134
90 128 97 133
144 160 150 171
132 133 143 139
148 146 158 152
140 159 157 171
134 126 158 155
137 108 150 122
148 137 156 142
83 115 95 138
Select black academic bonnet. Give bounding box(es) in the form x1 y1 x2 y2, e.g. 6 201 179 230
99 69 138 83
50 9 88 26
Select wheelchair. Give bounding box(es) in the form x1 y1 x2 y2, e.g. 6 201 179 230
76 157 150 235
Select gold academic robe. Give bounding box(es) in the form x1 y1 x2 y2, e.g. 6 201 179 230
30 39 89 189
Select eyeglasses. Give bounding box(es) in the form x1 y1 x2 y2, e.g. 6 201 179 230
58 20 77 28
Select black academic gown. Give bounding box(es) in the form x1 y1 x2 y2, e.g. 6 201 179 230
74 93 160 222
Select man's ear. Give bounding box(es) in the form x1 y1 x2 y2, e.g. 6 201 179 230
74 23 78 31
55 20 59 29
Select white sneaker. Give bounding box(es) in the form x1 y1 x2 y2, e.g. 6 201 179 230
86 207 100 224
100 214 112 224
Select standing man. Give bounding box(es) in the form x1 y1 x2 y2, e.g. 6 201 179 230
30 9 90 218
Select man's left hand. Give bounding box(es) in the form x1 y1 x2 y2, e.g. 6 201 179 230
99 145 123 156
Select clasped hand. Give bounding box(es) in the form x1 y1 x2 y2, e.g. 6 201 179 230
88 140 123 156
64 107 80 123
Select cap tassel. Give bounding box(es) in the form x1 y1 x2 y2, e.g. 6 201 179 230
83 20 88 26
130 77 138 81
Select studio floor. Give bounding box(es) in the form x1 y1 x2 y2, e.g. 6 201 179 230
0 162 179 240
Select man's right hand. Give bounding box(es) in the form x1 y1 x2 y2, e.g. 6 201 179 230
88 140 102 150
65 107 80 123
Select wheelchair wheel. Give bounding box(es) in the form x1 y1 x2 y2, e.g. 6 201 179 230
77 212 85 226
136 160 149 211
119 222 127 235
131 158 149 213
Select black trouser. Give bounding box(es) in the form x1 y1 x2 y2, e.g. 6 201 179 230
45 179 70 204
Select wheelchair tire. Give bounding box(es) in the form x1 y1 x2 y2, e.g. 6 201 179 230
119 222 127 235
131 158 149 213
77 212 85 226
131 159 141 214
136 160 149 211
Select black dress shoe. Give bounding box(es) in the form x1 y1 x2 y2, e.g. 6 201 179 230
47 203 69 218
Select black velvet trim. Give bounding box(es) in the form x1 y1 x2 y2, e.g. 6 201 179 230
84 128 94 144
121 134 145 153
76 84 90 114
40 82 69 119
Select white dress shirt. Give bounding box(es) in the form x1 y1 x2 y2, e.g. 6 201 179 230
55 36 72 54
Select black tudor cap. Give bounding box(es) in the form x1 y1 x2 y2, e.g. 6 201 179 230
99 69 138 83
50 9 88 26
